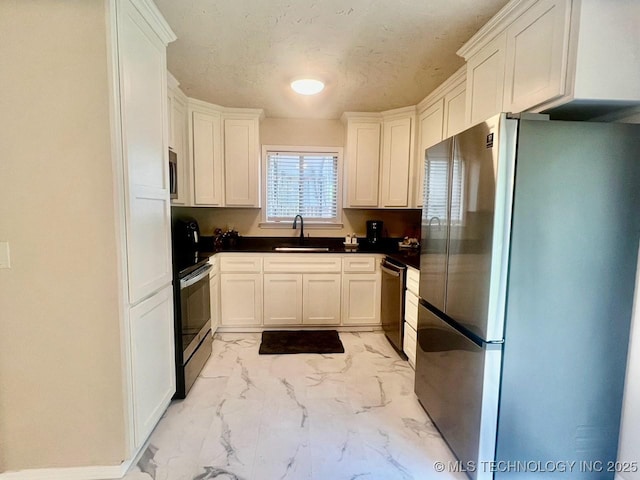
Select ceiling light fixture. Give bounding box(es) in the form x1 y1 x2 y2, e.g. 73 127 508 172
291 78 325 95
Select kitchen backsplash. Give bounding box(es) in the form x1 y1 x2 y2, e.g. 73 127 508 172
172 206 421 240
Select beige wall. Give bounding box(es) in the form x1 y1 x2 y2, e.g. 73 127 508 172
0 0 126 472
174 206 421 239
260 117 344 147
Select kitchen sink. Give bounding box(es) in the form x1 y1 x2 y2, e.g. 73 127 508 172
273 246 330 252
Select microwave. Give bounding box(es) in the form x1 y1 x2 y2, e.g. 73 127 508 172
169 148 178 199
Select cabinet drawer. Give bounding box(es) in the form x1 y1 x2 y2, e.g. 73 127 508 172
403 322 417 368
219 256 262 273
404 289 419 331
263 255 341 273
207 254 218 270
406 266 419 296
342 256 377 273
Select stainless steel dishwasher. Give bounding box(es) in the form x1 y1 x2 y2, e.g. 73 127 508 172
380 257 406 355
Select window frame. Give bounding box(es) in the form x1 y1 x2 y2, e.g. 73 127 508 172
260 145 344 229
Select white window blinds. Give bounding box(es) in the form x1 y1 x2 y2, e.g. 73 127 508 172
266 151 339 222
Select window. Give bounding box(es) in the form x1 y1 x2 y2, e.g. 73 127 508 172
263 147 342 225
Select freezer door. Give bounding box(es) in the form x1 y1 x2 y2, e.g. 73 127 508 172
445 115 515 341
419 138 453 311
414 304 501 479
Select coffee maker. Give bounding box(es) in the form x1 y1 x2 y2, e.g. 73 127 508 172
366 220 383 245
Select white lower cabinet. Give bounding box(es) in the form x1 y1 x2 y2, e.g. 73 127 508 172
209 258 220 333
264 273 304 325
403 267 420 368
263 272 341 326
210 273 220 332
342 273 381 325
403 323 417 368
303 274 342 325
404 289 419 330
217 253 384 329
220 273 263 326
128 285 175 447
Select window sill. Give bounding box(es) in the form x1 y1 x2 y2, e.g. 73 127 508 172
259 222 344 230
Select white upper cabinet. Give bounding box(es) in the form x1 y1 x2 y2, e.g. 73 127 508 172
167 73 188 205
190 104 223 206
380 108 415 208
443 73 467 138
567 0 640 106
415 99 445 207
224 113 262 207
502 0 571 113
342 114 382 207
465 32 507 126
459 0 640 117
188 102 263 207
118 0 172 305
342 108 416 209
411 67 466 208
167 76 176 151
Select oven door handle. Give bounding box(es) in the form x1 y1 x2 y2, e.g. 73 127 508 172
180 264 213 289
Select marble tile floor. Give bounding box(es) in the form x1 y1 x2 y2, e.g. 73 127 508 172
123 332 466 480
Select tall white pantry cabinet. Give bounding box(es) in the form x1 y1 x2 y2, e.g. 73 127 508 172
111 0 176 471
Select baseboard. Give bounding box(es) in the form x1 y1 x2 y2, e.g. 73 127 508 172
215 325 383 333
0 461 131 480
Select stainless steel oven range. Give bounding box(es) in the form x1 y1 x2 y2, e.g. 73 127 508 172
175 260 212 398
171 216 212 398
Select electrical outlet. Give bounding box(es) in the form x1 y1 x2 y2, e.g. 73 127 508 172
0 242 11 269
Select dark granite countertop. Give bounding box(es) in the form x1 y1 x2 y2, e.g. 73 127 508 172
199 236 420 270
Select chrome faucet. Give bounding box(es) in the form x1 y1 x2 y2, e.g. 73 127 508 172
428 216 442 230
292 214 304 243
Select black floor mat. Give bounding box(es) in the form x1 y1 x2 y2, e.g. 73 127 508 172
258 330 345 355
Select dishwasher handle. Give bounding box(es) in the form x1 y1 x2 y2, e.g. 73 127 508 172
380 259 406 277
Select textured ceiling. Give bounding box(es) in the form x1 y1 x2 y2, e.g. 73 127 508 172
155 0 510 119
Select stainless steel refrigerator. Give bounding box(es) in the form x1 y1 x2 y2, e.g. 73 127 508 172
415 113 640 479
